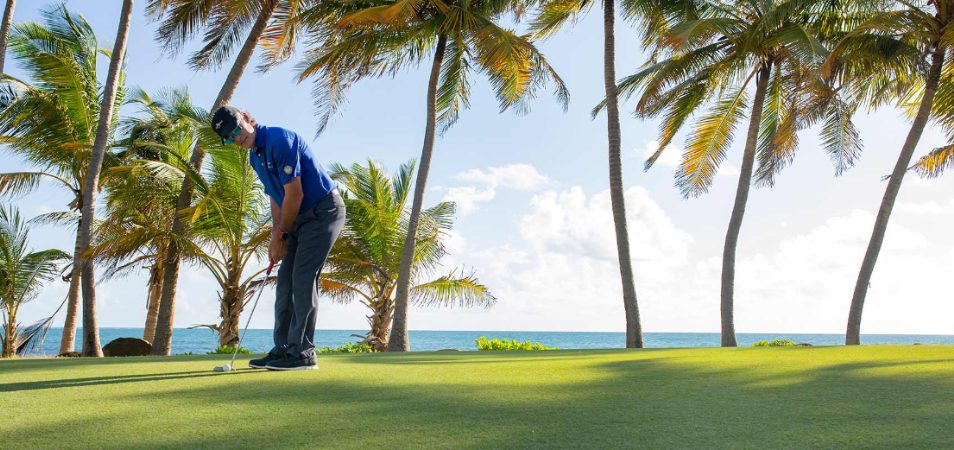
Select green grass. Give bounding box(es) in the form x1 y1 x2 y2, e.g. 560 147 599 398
3 346 954 448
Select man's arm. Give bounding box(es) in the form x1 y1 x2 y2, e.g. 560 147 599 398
277 177 304 234
270 198 281 238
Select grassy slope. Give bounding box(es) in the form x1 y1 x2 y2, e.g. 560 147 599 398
2 346 953 449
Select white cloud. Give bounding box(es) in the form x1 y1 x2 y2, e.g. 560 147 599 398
461 186 695 331
447 188 951 334
719 163 740 177
443 164 552 215
442 186 496 215
896 199 954 215
456 164 551 190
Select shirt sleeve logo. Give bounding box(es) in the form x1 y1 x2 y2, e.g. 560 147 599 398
284 165 293 175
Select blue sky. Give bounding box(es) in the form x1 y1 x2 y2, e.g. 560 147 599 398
6 1 954 336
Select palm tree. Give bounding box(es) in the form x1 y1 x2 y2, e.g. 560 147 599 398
531 0 692 349
324 160 495 351
97 86 271 348
0 5 125 355
831 0 954 345
92 87 206 344
0 0 15 74
621 0 861 346
187 139 271 347
0 205 69 358
75 0 134 357
146 0 298 355
298 0 568 351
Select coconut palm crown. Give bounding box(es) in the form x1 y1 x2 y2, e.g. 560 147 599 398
322 160 495 351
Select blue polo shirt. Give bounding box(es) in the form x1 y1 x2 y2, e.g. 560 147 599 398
249 124 336 213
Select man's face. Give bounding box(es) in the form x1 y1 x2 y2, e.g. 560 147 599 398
229 112 257 149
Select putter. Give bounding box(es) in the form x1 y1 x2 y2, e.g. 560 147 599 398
214 261 275 373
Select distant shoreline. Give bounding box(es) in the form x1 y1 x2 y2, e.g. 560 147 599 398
34 328 954 356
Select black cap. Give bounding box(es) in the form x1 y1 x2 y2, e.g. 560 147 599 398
211 106 242 142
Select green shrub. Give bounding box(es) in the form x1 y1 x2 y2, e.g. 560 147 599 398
753 339 797 347
208 345 251 355
475 336 558 351
317 342 377 354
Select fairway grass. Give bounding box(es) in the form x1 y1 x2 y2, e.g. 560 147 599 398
2 346 953 448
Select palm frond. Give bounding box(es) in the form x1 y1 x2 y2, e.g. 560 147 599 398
911 144 954 178
410 269 496 308
678 82 750 198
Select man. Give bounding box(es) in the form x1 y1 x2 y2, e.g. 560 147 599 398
211 106 345 370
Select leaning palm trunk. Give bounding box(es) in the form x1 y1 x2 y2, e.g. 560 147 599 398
0 0 15 74
58 219 83 354
152 1 279 355
143 256 164 343
365 295 394 352
846 46 946 345
603 0 642 348
721 64 771 348
217 284 243 347
388 34 448 352
77 0 133 357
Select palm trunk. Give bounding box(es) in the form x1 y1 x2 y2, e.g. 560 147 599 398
143 256 163 343
846 46 946 345
152 1 278 355
77 0 133 357
58 220 83 354
366 296 393 352
218 285 242 347
0 0 16 74
720 64 771 348
603 0 642 348
2 311 14 358
387 34 448 352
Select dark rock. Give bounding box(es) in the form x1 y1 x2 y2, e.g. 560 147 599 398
57 351 82 358
103 337 152 357
796 343 813 347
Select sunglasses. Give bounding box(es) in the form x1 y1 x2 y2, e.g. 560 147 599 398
224 126 242 145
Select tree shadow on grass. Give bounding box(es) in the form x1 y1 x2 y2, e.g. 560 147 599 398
5 349 954 448
0 369 257 393
0 354 237 375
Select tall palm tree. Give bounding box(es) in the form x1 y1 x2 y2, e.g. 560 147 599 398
298 0 568 351
324 160 495 351
0 0 15 74
92 87 206 344
147 0 296 355
530 0 691 349
0 5 125 355
830 0 954 345
621 0 861 346
0 205 69 358
75 0 134 357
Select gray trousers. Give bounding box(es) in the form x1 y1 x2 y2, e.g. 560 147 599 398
270 190 345 359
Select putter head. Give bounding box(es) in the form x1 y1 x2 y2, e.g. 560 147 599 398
213 364 232 372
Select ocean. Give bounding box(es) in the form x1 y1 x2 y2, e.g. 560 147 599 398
31 328 954 356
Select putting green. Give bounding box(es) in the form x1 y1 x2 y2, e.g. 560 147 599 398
2 346 953 448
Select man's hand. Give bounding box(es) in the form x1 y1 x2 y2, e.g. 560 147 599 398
268 236 287 264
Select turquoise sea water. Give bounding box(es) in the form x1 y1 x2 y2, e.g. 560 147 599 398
33 328 954 355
